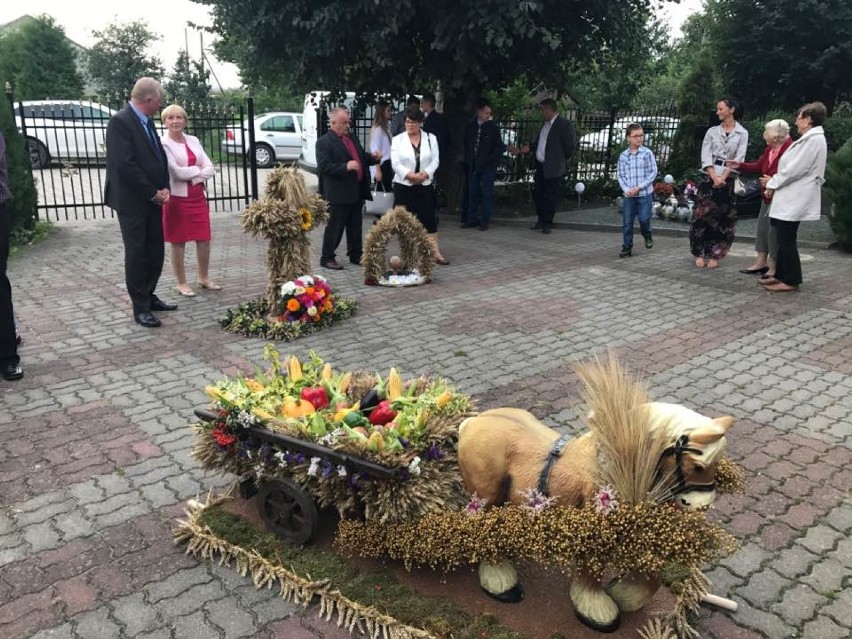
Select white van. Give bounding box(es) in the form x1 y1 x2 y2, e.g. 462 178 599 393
298 92 410 174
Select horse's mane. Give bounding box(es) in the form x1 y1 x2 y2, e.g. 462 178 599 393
575 354 672 505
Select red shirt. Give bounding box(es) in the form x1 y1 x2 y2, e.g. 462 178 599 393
739 137 793 203
338 133 364 182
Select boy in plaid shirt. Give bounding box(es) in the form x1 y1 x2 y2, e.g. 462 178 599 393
616 124 658 257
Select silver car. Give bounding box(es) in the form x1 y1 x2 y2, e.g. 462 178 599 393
14 100 116 168
222 112 304 168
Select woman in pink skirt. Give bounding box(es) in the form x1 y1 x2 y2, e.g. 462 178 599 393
160 104 219 297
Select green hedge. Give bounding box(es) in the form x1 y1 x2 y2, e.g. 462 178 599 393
741 115 852 158
0 100 38 238
826 137 852 251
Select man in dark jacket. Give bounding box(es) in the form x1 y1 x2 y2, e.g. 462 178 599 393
316 107 380 269
462 99 505 230
390 96 420 137
523 98 576 234
104 77 176 328
0 131 22 380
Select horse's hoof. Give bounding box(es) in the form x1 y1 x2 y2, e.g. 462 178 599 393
482 583 525 603
574 609 621 633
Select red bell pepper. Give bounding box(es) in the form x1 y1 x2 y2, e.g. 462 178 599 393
300 386 330 410
368 400 397 426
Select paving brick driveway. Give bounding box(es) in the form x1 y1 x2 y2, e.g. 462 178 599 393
1 212 850 638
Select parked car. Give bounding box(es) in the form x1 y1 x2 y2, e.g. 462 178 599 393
578 116 679 163
222 112 304 168
14 100 116 168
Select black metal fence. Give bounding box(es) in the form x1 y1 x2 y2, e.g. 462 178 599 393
329 100 680 187
5 89 255 221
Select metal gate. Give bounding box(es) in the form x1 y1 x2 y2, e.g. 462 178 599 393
5 88 257 221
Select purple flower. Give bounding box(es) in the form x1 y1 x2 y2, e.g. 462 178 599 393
293 453 306 464
423 445 444 461
398 436 411 449
321 459 334 478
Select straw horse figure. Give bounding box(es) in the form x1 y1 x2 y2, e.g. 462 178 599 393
457 358 733 633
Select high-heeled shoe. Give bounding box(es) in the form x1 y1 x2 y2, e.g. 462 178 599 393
198 281 222 290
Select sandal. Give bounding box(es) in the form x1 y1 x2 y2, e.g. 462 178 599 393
175 286 196 297
198 281 222 290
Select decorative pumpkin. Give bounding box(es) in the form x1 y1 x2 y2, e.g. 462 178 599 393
281 398 316 418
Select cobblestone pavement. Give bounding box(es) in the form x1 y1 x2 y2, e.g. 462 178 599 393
1 211 850 639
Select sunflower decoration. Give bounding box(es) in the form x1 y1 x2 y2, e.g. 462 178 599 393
299 207 313 232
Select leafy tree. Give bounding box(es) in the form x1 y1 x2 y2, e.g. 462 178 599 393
712 0 852 115
825 137 852 251
86 20 165 99
197 0 658 205
0 15 83 100
0 102 38 235
666 53 719 180
164 50 211 106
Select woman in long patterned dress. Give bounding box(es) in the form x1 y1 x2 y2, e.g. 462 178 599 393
160 105 219 296
690 97 748 269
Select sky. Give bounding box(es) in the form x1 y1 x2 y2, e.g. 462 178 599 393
0 0 705 92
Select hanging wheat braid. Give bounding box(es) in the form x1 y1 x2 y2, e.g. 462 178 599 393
362 206 434 284
240 166 329 311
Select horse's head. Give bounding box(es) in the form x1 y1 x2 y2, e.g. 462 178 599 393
648 403 733 509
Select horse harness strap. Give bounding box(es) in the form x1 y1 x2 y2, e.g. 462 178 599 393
660 434 716 495
537 435 569 496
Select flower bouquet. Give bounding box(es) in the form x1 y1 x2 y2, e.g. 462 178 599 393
220 275 356 341
193 347 473 523
276 275 333 323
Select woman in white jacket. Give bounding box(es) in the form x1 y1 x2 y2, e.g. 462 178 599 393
762 102 828 293
391 107 448 265
160 105 219 297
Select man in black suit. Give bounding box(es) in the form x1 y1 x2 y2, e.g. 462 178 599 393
0 131 22 381
390 96 420 137
522 98 576 234
421 93 450 202
462 99 505 231
104 77 176 327
315 107 380 270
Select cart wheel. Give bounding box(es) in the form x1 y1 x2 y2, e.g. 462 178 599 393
256 479 318 544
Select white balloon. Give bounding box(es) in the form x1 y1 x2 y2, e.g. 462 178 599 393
574 182 586 193
664 174 674 184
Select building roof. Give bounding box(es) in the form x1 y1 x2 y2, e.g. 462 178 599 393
0 14 89 53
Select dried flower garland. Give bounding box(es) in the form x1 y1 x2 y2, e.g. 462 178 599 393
362 207 434 285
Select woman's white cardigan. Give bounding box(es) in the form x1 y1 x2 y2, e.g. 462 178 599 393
391 131 439 186
766 126 827 222
160 134 216 197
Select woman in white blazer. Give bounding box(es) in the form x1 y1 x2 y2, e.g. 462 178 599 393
391 106 448 265
160 104 219 297
762 102 828 293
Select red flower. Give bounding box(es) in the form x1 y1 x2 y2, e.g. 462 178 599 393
212 425 237 447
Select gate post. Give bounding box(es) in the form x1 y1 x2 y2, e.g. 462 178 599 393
247 96 259 201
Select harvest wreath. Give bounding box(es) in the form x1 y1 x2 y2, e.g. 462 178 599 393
192 347 473 524
362 207 434 286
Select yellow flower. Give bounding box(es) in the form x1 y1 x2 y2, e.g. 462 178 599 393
299 208 312 231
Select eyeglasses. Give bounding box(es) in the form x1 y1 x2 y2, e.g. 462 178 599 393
404 120 420 125
628 133 644 138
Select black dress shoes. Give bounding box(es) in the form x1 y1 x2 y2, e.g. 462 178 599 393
460 221 479 229
321 260 344 270
1 362 23 381
349 257 362 265
134 312 162 328
739 266 769 275
531 221 542 230
151 298 177 312
542 227 552 235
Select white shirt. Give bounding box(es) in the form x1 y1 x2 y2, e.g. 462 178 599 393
390 131 440 186
369 125 391 180
536 114 558 163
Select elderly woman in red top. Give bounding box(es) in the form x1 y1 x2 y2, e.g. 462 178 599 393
160 104 219 297
728 119 792 279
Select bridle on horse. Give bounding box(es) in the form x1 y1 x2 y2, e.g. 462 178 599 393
658 434 716 497
537 435 569 496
